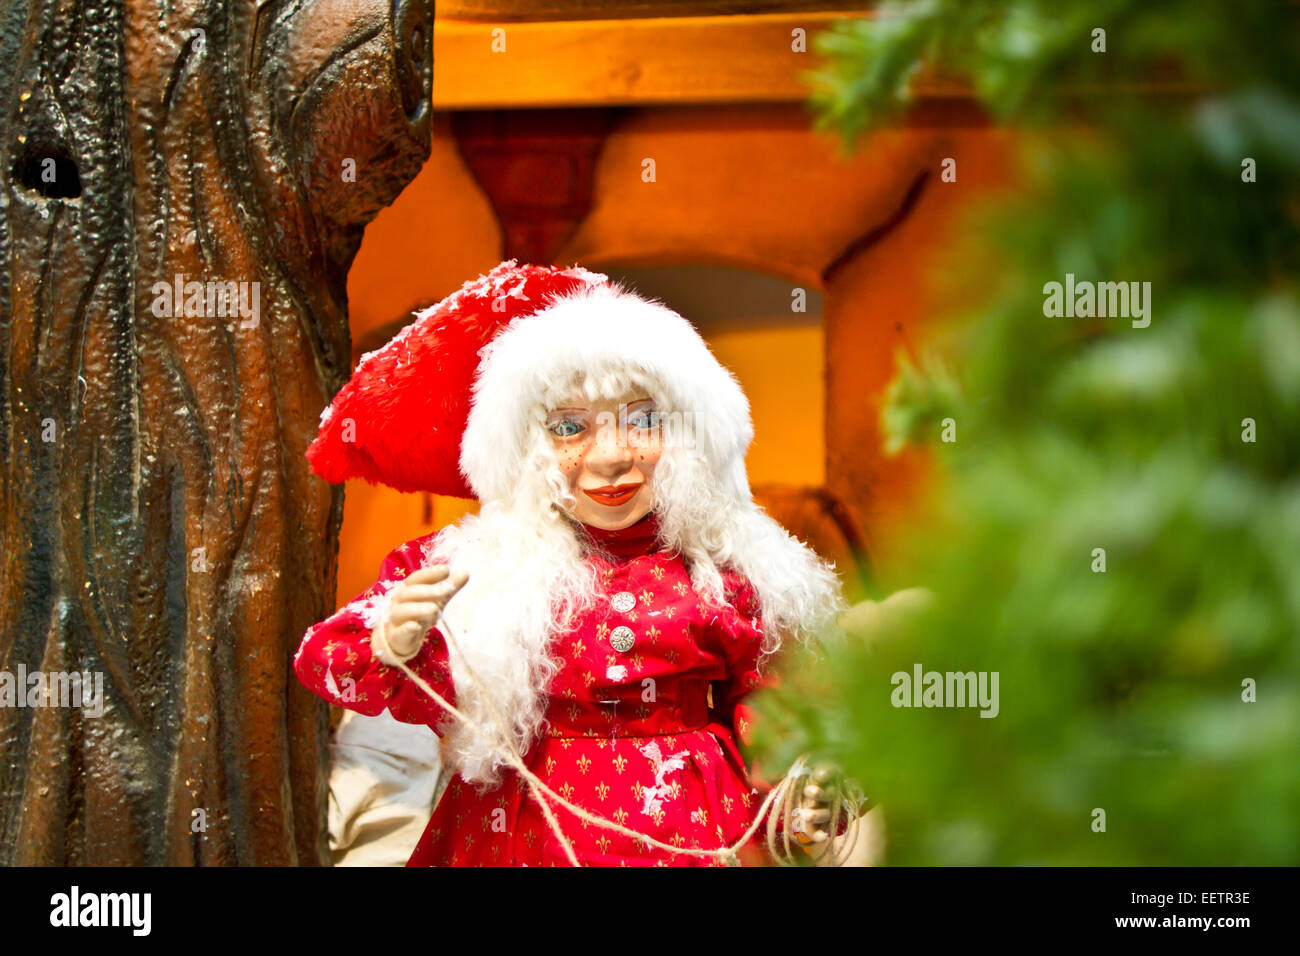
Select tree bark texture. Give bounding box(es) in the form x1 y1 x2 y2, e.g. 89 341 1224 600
0 0 433 864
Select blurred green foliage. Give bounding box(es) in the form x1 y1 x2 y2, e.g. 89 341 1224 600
756 1 1300 864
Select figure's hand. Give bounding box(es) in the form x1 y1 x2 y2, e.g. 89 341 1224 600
372 565 469 664
788 761 885 865
791 761 839 854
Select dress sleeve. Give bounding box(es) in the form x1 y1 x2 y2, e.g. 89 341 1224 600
712 573 851 851
711 573 778 753
293 534 457 734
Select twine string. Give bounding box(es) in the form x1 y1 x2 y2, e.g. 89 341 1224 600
390 612 859 866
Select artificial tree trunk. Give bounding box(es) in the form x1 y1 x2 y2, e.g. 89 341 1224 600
0 0 432 864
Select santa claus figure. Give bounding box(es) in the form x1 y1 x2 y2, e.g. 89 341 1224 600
294 261 855 866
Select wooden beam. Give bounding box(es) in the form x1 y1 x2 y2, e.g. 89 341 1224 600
440 1 864 18
432 10 1205 111
432 12 868 109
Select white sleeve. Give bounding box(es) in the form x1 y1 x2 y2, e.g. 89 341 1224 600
327 709 446 866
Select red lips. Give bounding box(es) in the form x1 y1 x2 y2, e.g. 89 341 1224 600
582 482 642 507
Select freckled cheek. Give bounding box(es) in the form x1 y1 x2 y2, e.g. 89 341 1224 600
636 445 664 476
554 441 593 488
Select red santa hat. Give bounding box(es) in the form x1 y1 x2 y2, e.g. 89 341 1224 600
307 259 753 504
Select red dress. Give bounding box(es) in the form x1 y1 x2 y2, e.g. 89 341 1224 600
294 511 776 866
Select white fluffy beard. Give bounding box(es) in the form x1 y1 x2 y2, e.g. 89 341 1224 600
652 443 848 657
419 418 846 791
420 493 597 788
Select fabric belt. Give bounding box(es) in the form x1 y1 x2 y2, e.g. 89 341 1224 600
540 681 712 738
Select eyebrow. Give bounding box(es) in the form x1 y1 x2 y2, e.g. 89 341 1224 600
549 397 654 413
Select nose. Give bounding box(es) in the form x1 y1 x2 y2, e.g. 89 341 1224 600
584 423 635 480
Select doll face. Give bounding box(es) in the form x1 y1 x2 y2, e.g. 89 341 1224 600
547 389 663 530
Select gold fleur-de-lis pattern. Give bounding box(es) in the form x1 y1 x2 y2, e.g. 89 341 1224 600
293 518 779 866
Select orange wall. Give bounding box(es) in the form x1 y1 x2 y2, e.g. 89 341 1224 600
710 325 824 488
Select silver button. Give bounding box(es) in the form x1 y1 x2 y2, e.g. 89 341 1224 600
609 626 636 653
611 591 636 613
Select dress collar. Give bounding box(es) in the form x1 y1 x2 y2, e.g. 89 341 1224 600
576 510 663 561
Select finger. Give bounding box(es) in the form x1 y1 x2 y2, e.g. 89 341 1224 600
389 602 442 627
403 570 469 606
804 780 839 802
396 584 458 605
405 565 451 586
429 574 469 607
798 793 830 813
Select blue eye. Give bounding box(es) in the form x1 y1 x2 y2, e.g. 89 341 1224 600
550 419 585 438
628 409 662 430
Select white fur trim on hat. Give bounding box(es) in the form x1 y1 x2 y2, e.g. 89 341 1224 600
458 281 754 506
